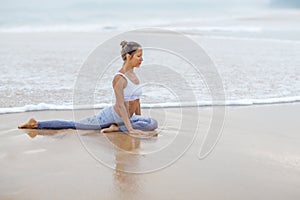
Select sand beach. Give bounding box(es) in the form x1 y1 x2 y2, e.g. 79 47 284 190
0 104 299 199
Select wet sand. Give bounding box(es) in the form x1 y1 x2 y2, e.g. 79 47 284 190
0 104 300 200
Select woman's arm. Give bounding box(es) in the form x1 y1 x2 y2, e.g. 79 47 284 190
113 75 134 131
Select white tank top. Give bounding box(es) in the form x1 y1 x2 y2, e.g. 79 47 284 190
115 72 142 101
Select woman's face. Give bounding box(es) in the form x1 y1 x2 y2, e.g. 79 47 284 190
128 49 143 67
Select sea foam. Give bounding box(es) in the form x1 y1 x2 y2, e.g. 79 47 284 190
1 96 299 114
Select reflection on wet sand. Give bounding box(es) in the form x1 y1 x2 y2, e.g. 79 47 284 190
105 133 143 199
24 129 101 138
24 129 157 139
24 129 68 138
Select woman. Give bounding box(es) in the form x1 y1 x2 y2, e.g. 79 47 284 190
18 41 158 135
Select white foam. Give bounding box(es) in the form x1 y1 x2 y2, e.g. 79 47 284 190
0 103 109 114
0 24 119 33
225 96 300 106
0 20 171 33
168 26 263 33
0 24 263 34
198 35 300 44
0 96 299 114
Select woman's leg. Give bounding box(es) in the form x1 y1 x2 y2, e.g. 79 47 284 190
118 115 158 132
38 120 76 129
19 117 101 130
74 115 109 130
37 114 111 130
19 107 117 130
18 118 77 130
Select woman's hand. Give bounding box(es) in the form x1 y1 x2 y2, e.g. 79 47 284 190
128 129 148 137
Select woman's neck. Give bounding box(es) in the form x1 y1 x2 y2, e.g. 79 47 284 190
121 62 134 73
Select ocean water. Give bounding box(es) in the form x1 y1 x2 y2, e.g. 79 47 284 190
0 3 300 114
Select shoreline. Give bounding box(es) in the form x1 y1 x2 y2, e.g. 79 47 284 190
1 101 300 115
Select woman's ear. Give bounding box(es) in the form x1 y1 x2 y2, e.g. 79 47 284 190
126 53 133 61
126 53 131 61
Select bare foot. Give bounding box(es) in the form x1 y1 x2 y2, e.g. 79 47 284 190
18 118 38 129
101 124 119 133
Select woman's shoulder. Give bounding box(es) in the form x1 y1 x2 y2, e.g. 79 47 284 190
113 73 127 88
114 72 127 81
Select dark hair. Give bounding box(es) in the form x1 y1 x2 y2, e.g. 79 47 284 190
120 41 142 61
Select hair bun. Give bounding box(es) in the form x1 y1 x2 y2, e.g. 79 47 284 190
120 40 128 48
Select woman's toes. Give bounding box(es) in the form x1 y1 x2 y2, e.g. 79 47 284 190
18 118 38 129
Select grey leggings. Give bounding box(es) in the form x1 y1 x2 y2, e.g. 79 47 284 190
38 106 158 132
